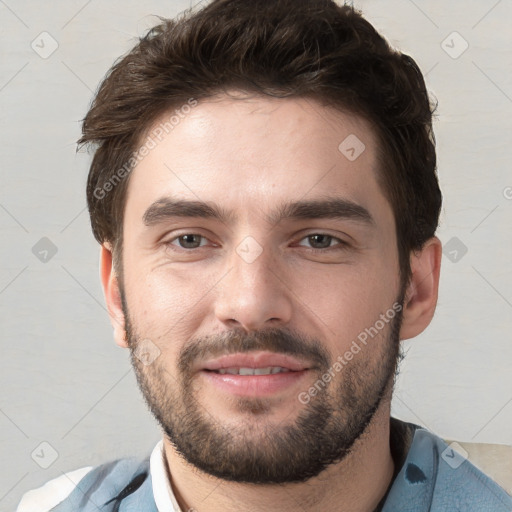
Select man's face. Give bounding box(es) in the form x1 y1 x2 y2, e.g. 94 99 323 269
119 94 404 483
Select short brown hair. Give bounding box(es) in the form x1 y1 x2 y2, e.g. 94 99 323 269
80 0 441 286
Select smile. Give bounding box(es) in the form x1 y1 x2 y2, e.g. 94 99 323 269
208 366 293 375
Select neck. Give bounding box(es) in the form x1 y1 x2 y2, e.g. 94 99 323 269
162 402 395 512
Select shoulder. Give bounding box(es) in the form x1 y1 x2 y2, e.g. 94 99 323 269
16 456 151 512
442 438 512 497
411 426 512 510
16 466 94 512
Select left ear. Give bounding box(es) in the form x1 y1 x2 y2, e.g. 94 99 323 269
399 236 442 341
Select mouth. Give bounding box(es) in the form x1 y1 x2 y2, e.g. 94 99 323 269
201 351 310 372
207 366 293 375
199 351 311 397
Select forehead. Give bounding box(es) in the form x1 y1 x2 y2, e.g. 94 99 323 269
124 94 392 231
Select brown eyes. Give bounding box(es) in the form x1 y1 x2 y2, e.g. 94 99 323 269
297 234 345 250
166 233 347 252
172 234 207 249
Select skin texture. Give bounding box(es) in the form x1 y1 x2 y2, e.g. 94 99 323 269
100 93 442 512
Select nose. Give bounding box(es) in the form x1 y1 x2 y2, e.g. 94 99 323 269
213 242 293 332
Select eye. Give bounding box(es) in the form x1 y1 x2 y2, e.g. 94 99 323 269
297 234 346 250
168 234 209 249
164 233 347 252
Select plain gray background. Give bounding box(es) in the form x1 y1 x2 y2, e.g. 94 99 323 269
1 0 511 509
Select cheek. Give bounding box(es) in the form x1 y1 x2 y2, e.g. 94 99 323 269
297 260 399 349
127 263 200 311
124 263 217 346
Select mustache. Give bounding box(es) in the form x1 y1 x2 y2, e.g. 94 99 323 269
178 327 331 374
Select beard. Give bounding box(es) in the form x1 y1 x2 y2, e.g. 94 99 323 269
121 289 405 484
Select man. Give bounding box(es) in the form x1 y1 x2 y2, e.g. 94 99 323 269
17 0 512 510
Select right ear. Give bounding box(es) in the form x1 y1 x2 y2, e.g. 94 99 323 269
100 244 128 348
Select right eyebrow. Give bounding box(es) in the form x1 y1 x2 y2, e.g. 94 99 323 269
143 198 236 226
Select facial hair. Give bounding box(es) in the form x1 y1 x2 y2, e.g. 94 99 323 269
122 290 404 484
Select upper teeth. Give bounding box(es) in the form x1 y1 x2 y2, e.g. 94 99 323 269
216 367 291 375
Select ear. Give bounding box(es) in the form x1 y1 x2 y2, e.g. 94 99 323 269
100 244 129 348
399 236 442 341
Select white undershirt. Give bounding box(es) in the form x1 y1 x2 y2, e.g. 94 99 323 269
150 439 184 512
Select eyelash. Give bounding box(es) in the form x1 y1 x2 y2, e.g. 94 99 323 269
164 233 348 252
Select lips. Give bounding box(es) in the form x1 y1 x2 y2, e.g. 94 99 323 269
201 351 310 373
198 351 313 397
214 367 291 375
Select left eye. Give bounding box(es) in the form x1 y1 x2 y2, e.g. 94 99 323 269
169 234 208 249
298 234 345 250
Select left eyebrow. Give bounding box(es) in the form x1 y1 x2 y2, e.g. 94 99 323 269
266 197 375 227
142 196 375 228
